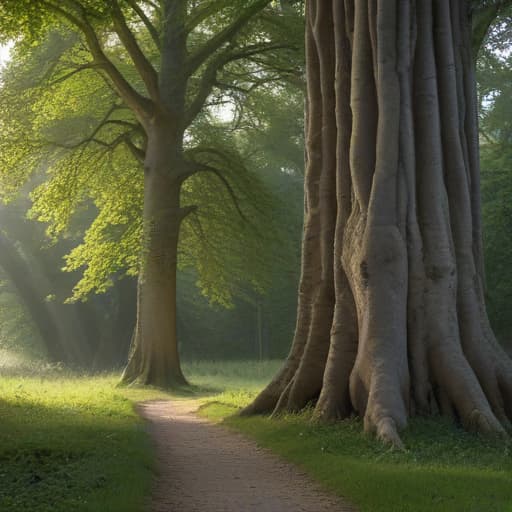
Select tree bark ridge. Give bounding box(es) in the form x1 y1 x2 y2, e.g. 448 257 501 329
243 0 512 445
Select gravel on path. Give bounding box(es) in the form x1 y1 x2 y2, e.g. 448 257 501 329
138 399 356 512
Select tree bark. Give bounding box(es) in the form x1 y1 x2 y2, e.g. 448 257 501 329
121 116 189 387
243 0 512 446
119 0 191 388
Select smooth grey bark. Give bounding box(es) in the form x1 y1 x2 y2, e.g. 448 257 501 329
242 0 512 446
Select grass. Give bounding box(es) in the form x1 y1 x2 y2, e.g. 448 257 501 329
0 373 170 512
0 356 279 512
199 394 512 512
2 354 512 512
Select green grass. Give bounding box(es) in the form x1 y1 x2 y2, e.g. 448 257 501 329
200 394 512 512
0 357 279 512
0 373 172 512
3 355 512 512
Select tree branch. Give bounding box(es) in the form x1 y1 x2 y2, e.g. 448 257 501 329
47 62 100 86
183 161 247 222
124 0 161 50
124 137 146 164
44 103 144 163
184 42 292 126
185 1 229 33
111 0 160 100
185 0 271 77
472 0 512 58
42 0 153 123
185 51 233 126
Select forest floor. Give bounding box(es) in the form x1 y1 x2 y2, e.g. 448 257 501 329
1 357 511 512
139 399 354 511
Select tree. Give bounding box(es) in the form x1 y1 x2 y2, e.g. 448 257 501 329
477 16 512 349
0 0 298 387
242 0 512 447
0 186 137 368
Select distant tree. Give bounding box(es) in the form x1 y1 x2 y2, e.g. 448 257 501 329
477 14 512 349
244 0 512 447
0 1 299 386
0 189 136 367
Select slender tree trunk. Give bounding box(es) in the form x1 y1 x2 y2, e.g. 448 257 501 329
121 118 188 387
256 301 264 361
243 0 512 446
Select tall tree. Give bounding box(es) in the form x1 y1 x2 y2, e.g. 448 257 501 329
478 14 512 348
0 187 137 368
243 0 512 447
0 0 297 387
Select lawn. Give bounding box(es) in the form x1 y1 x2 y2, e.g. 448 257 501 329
0 357 278 512
1 355 511 512
0 373 162 512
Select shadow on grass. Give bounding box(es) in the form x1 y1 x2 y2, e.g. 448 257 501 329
117 380 225 398
0 397 152 512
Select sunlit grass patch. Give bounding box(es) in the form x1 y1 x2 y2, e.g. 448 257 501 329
0 359 279 511
6 358 509 512
200 394 512 512
0 374 170 512
183 359 282 393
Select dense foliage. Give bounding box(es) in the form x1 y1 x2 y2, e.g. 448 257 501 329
478 14 512 349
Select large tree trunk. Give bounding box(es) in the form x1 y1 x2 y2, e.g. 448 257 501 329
121 118 188 388
243 0 512 446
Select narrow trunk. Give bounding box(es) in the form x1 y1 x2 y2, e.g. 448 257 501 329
122 120 188 388
243 0 512 446
256 301 264 361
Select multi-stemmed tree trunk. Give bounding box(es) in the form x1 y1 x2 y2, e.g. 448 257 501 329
242 0 512 446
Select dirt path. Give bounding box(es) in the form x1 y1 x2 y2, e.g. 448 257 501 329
137 400 355 512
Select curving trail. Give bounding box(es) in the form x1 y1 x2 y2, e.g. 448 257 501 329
138 400 356 512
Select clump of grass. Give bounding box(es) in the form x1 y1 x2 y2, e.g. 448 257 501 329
200 394 512 512
0 349 63 378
